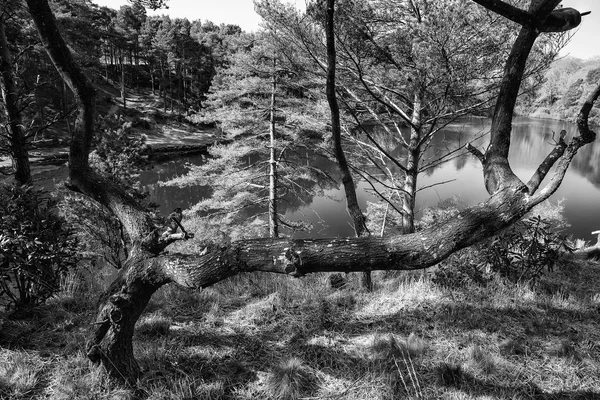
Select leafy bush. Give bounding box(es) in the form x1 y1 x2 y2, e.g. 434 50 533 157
59 193 127 270
432 215 570 288
484 215 569 283
0 185 79 309
427 198 570 289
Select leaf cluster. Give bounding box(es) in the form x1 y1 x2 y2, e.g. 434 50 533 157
427 198 569 288
0 185 79 309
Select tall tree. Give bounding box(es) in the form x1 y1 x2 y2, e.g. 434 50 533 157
167 31 333 240
325 0 372 289
25 0 595 385
0 3 31 184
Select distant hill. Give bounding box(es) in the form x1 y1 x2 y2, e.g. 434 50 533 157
521 56 600 125
521 56 600 126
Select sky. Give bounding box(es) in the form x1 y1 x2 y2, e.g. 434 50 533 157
91 0 599 59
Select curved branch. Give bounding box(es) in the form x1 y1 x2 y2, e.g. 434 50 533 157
26 0 161 253
160 186 534 288
466 143 485 166
526 130 567 194
472 0 585 33
531 83 600 204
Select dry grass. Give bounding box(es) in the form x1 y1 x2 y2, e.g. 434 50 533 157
1 260 599 399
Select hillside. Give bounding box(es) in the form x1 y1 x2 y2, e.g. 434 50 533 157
523 56 600 125
0 79 218 178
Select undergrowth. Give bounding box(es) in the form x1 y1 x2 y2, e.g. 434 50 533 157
1 255 599 399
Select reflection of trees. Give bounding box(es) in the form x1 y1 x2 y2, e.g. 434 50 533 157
508 118 600 187
150 118 600 238
348 119 490 201
570 139 600 185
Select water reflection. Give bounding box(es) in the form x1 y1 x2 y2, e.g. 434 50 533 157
141 118 600 241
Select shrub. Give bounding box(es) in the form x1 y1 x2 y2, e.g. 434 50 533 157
483 215 569 283
0 185 79 310
429 199 569 288
61 121 155 270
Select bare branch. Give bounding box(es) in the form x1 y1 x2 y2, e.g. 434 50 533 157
531 83 600 204
417 179 457 193
466 143 485 164
526 130 567 194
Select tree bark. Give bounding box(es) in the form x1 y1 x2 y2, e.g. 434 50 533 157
269 58 279 238
401 89 424 234
0 14 31 185
119 50 126 109
26 0 597 386
325 0 372 290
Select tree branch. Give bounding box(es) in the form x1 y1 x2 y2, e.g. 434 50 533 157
531 83 600 204
466 143 485 164
470 0 533 27
160 187 534 288
526 129 567 194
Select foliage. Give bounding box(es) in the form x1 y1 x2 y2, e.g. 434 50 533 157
483 215 570 283
257 0 564 233
428 198 569 288
524 56 600 125
90 120 151 201
59 193 127 270
167 31 336 239
0 185 78 309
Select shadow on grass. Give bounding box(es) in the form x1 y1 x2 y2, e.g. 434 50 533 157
455 370 600 400
2 276 599 399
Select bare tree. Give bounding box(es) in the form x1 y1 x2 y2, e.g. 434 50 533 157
25 0 596 384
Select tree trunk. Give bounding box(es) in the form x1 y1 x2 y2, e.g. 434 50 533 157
401 159 418 234
104 42 109 81
401 89 423 234
269 59 279 238
119 50 126 109
325 0 371 290
0 14 31 185
87 258 165 383
169 68 173 113
150 65 155 95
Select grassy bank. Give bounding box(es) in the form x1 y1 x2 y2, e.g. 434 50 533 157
1 259 600 399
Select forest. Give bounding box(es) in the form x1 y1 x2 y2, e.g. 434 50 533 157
1 0 600 399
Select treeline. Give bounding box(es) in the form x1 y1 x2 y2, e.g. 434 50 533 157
523 56 600 125
1 0 244 132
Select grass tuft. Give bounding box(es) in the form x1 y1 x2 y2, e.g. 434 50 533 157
266 357 318 400
468 344 497 375
436 362 463 388
136 313 171 337
0 351 44 400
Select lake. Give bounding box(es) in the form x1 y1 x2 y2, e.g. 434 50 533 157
139 117 600 242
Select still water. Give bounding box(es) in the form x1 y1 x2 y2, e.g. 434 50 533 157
139 117 600 242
